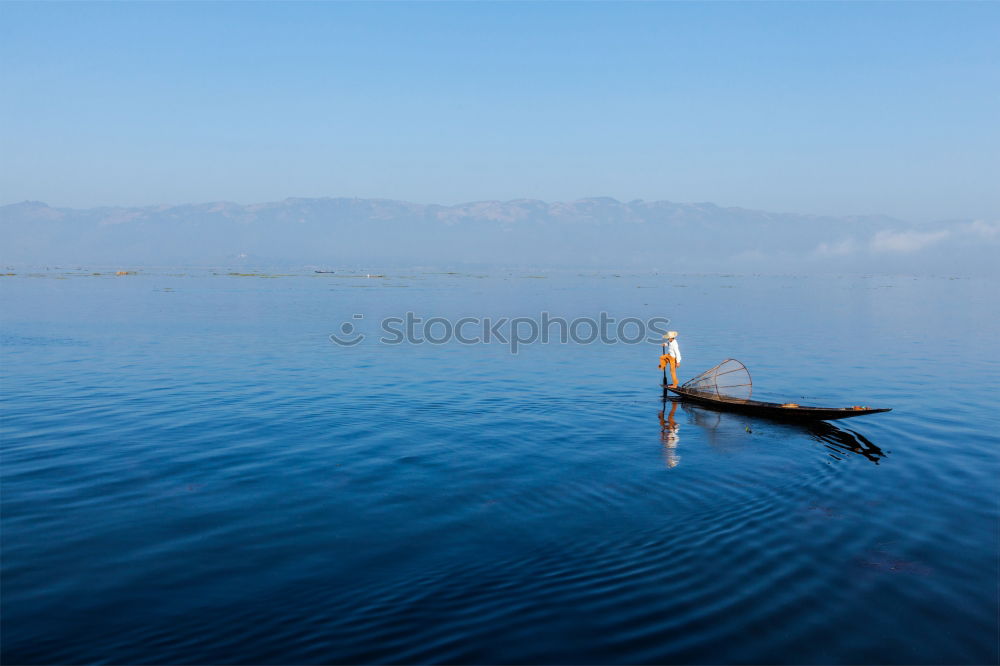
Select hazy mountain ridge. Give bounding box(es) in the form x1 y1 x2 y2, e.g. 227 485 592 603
1 197 993 274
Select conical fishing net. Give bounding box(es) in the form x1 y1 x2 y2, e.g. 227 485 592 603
681 359 753 401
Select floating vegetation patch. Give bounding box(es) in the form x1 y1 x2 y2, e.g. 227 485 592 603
1 333 87 347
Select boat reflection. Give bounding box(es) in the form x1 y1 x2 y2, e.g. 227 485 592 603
658 395 887 467
806 421 887 464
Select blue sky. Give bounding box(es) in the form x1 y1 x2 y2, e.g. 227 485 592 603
1 1 997 221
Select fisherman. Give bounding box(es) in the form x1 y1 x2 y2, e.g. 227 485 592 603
659 331 682 388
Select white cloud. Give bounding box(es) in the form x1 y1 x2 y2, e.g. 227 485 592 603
870 229 950 253
816 238 858 256
965 220 1000 238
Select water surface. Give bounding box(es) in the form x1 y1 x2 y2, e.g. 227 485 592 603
2 270 997 663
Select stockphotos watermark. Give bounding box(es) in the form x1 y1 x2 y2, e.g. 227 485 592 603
330 312 671 354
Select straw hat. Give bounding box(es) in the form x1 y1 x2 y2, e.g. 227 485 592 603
663 331 678 339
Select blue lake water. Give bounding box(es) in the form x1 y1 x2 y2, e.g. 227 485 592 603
2 269 998 664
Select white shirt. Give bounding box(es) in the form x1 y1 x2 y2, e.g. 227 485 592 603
664 339 681 364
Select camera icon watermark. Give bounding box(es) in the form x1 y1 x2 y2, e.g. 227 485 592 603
329 313 366 347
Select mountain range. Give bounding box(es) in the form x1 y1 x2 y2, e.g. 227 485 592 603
1 197 995 274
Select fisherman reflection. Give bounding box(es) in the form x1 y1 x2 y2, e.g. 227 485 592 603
658 400 681 468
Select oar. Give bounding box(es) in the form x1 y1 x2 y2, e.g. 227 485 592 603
662 341 668 390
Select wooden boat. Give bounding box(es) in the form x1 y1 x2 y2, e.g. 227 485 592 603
666 385 891 420
666 359 891 421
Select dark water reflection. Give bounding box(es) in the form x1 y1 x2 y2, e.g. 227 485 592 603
808 420 887 464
